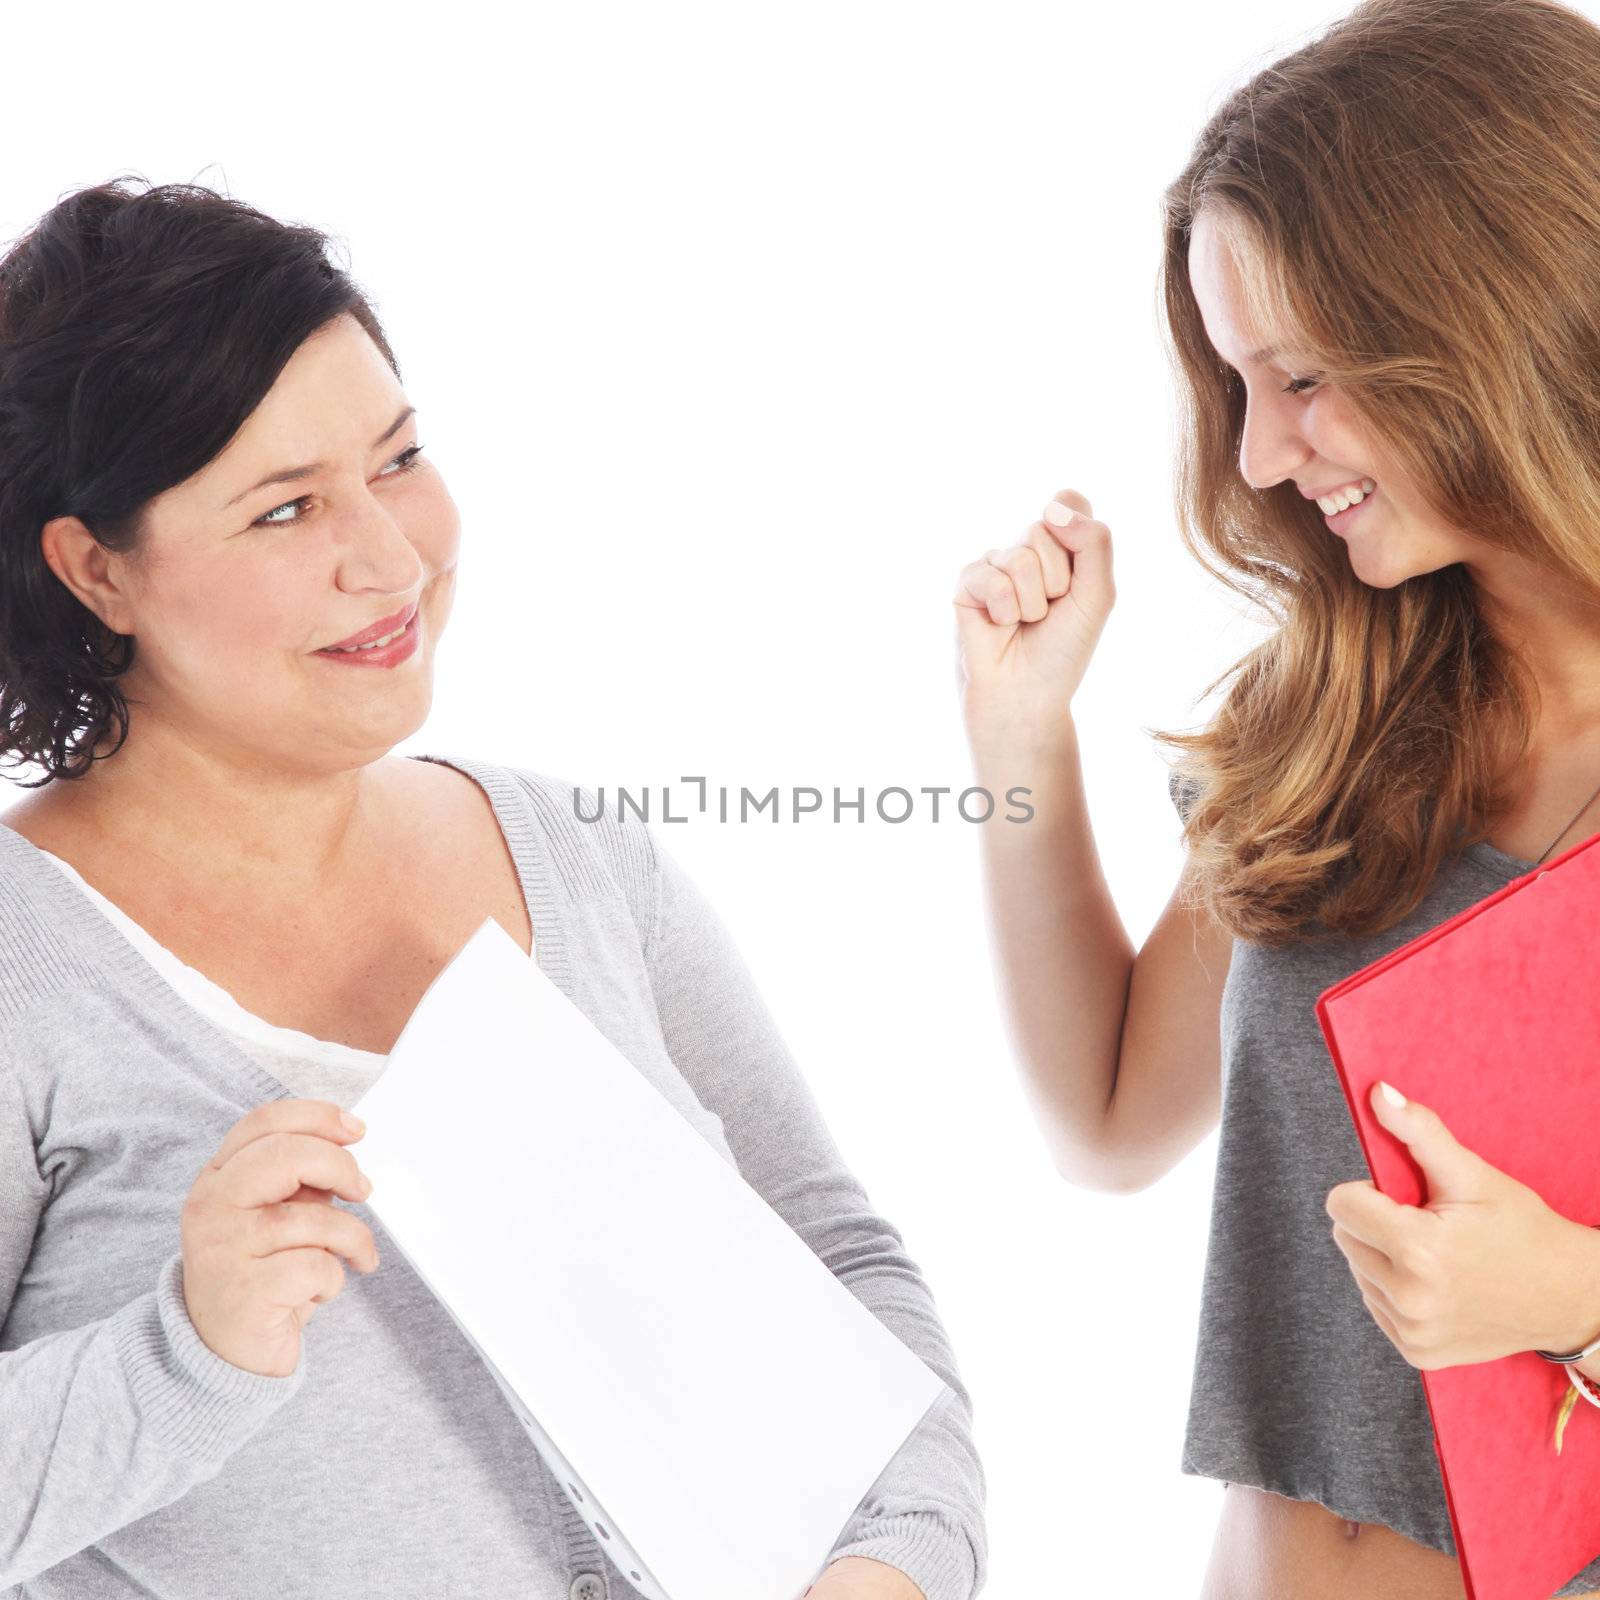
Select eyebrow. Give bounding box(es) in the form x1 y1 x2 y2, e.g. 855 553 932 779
224 405 417 508
1218 344 1293 381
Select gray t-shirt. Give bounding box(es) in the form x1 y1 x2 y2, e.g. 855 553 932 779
1168 766 1600 1596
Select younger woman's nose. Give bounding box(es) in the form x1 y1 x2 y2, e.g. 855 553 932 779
1238 411 1314 493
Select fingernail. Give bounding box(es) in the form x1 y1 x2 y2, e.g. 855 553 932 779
1378 1081 1406 1108
341 1111 365 1135
1043 503 1073 527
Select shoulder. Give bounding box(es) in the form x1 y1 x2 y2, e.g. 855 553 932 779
440 755 661 941
0 829 117 1025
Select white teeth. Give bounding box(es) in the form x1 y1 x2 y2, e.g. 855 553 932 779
1317 477 1377 515
327 621 408 653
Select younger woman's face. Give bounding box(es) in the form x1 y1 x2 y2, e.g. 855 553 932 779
1187 205 1482 591
46 310 461 775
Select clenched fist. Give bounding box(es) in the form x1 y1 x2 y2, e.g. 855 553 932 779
953 488 1116 759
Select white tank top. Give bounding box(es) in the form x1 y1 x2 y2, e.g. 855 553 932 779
32 846 396 1107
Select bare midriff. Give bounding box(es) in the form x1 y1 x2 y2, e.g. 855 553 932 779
1200 1483 1600 1599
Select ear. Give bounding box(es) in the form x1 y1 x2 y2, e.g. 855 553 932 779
39 515 136 637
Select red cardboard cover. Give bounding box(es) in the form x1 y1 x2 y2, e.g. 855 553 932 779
1315 828 1600 1600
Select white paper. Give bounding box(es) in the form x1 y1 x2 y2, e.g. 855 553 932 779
349 916 950 1600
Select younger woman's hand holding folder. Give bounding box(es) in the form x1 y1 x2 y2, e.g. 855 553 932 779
1324 1080 1600 1372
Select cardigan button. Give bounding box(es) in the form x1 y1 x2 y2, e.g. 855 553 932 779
569 1574 607 1600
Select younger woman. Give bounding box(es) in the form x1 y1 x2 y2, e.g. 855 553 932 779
954 0 1600 1593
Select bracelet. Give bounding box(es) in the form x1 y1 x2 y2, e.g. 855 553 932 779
1572 1366 1600 1410
1556 1362 1600 1454
1546 1226 1600 1450
1535 1325 1600 1363
1555 1363 1600 1452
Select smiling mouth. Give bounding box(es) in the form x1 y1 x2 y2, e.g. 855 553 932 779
316 598 420 654
313 609 422 663
1324 484 1377 531
1312 478 1376 516
318 617 411 654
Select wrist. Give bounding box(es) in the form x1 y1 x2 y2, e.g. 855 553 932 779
966 719 1077 784
962 695 1077 766
811 1556 926 1599
1538 1217 1600 1358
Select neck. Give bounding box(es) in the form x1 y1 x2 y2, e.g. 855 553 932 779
41 718 395 904
1467 549 1600 723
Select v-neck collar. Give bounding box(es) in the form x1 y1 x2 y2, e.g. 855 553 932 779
1462 836 1542 880
0 750 569 1106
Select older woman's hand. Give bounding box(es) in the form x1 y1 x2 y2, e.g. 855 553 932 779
804 1555 926 1600
182 1097 380 1379
1325 1081 1600 1370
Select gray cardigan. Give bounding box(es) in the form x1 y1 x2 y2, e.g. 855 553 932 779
0 752 986 1600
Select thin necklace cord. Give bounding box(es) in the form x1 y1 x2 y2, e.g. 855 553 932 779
1534 776 1600 866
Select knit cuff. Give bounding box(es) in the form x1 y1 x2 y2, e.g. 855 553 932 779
111 1251 306 1468
825 1512 979 1600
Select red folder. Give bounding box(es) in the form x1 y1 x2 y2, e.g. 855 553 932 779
1316 828 1600 1600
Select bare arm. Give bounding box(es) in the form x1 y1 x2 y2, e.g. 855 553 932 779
1106 839 1230 1191
956 488 1229 1196
971 721 1228 1192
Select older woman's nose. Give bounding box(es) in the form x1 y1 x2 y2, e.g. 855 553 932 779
331 504 428 593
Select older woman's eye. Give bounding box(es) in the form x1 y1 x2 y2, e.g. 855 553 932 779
251 442 427 528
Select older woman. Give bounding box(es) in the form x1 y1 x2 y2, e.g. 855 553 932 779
0 176 985 1600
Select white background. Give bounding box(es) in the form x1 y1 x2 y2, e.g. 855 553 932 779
0 0 1472 1590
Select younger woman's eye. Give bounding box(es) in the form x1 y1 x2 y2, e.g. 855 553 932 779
1282 375 1319 396
252 442 428 529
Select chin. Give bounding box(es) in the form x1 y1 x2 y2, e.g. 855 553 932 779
1349 559 1412 590
1344 523 1455 589
1362 567 1436 593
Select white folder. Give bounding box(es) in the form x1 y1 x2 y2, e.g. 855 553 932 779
349 916 950 1600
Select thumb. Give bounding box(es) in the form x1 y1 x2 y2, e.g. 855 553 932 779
1369 1080 1484 1202
1040 503 1116 623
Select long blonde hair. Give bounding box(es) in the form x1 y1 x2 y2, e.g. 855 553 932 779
1151 0 1600 946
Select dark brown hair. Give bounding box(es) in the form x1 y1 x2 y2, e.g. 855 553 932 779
0 172 399 785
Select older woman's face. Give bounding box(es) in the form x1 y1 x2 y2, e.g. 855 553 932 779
86 311 459 769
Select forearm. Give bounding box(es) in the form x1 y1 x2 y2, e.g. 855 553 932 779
1564 1230 1600 1387
969 717 1134 1182
0 1254 304 1585
643 834 987 1599
1532 1217 1600 1383
802 1235 984 1598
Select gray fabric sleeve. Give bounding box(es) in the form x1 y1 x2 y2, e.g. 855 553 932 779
639 831 988 1600
0 1053 307 1588
1168 765 1203 825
